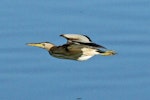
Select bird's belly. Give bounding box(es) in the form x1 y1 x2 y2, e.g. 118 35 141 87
77 55 93 61
49 53 81 61
49 47 99 61
52 53 93 61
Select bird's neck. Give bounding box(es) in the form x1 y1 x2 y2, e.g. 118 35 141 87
44 44 55 51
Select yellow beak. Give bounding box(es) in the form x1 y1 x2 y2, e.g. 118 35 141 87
26 43 44 48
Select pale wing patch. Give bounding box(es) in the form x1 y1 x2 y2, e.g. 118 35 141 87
77 48 99 61
81 48 99 55
61 34 92 43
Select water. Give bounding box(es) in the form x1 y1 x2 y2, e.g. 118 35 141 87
0 0 150 100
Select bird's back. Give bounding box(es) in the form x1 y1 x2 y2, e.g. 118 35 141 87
48 44 84 60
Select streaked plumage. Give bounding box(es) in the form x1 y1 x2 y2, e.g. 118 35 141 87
27 34 116 61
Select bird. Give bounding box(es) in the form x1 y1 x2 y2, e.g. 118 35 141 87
27 34 116 61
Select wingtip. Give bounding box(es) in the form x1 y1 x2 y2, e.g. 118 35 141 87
60 34 64 37
60 34 67 38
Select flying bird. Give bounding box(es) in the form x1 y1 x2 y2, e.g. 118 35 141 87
27 34 116 61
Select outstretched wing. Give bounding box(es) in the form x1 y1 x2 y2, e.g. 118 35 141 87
60 34 92 43
60 34 106 49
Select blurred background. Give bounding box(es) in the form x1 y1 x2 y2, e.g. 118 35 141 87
0 0 150 100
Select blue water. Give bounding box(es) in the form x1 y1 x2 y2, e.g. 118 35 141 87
0 0 150 100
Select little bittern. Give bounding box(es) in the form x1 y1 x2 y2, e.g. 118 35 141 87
27 34 116 61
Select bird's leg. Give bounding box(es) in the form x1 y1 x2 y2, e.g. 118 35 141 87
98 50 116 56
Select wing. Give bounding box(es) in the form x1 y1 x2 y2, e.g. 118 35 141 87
79 42 106 49
60 34 106 49
60 34 92 43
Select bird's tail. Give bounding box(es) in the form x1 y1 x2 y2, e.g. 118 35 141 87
98 50 116 56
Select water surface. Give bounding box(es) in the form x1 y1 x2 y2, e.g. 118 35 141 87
0 0 150 100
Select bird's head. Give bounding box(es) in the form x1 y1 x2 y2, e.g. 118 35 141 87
27 42 55 51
